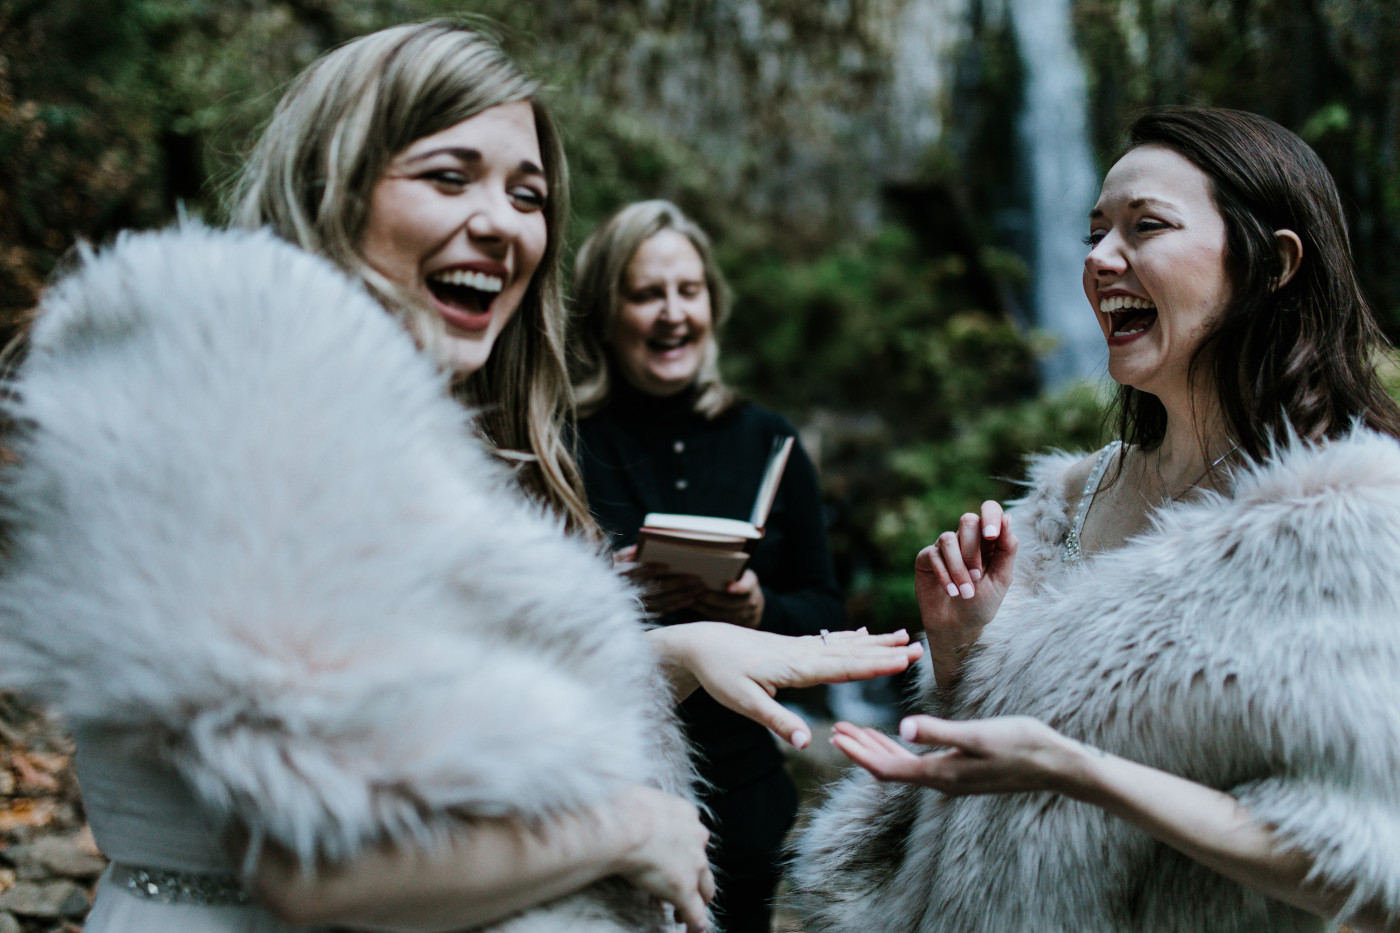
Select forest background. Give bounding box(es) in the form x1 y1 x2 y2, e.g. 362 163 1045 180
3 0 1399 633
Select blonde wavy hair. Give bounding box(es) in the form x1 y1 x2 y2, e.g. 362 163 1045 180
229 21 593 534
571 200 734 419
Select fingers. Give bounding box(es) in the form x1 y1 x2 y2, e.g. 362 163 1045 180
725 569 759 595
956 512 982 586
978 500 1005 542
728 679 813 749
830 725 925 783
826 628 912 646
663 853 713 933
989 513 1018 577
673 880 711 933
915 503 1013 602
640 573 706 615
693 590 744 610
898 715 984 756
920 511 988 600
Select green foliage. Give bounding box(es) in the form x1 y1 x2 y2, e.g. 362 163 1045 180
720 225 1038 435
550 96 715 248
872 382 1110 560
837 381 1111 631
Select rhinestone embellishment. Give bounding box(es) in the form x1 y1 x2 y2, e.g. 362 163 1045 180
113 864 253 907
1064 441 1122 565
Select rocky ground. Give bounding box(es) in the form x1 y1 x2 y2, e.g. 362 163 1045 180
0 696 104 933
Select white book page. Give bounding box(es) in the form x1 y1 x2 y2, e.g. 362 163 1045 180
749 436 795 528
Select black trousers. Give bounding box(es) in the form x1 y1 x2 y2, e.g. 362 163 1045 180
705 768 799 933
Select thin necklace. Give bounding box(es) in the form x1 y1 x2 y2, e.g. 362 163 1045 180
1160 444 1240 504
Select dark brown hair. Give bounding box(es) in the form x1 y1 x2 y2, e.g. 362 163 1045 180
1113 107 1400 458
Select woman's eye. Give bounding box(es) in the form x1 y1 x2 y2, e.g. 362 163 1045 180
679 283 705 298
509 186 547 212
1083 230 1106 247
1135 218 1170 234
422 170 469 188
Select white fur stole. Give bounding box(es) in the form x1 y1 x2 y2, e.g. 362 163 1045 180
791 435 1400 932
0 226 693 932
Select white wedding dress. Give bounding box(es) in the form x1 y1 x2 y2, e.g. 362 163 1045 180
73 725 299 932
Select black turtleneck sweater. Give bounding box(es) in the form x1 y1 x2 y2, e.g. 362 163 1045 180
577 380 846 789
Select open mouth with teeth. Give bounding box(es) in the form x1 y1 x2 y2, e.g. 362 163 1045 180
647 333 694 354
426 268 504 320
1099 295 1158 338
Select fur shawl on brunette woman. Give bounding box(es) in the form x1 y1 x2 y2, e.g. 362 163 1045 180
790 435 1400 933
0 225 694 933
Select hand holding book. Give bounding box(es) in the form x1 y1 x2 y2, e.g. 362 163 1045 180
614 544 708 617
634 435 795 592
692 569 765 628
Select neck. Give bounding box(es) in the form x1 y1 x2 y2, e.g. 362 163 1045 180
1149 388 1235 497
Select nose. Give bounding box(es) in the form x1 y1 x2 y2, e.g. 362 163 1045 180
464 190 520 246
658 287 684 322
1084 233 1126 279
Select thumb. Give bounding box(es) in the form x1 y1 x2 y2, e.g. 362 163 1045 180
898 715 976 751
987 514 1018 580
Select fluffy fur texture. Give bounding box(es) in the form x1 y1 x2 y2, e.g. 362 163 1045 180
0 225 694 932
791 434 1400 932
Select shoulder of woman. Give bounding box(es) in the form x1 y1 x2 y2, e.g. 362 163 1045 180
1114 429 1400 609
1231 427 1400 506
1019 447 1106 506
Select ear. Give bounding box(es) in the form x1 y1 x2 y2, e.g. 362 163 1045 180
1272 229 1303 290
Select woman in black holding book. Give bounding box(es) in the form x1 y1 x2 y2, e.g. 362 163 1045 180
572 199 846 933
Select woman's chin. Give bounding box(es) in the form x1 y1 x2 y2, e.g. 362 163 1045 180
440 333 494 379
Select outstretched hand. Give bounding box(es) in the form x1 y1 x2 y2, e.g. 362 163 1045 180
915 501 1018 690
649 624 923 750
830 715 1083 796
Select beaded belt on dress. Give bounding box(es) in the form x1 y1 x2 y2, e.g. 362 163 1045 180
109 862 253 907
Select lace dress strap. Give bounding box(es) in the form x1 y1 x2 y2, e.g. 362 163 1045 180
1063 440 1123 564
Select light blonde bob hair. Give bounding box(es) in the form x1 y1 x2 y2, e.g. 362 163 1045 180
571 200 734 419
230 21 593 534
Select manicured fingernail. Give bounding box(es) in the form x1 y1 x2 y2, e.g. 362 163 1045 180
857 626 868 634
969 568 982 582
958 583 975 599
791 729 810 749
899 719 917 742
984 524 997 538
945 583 959 597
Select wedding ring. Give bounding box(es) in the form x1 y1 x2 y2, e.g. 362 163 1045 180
820 628 830 645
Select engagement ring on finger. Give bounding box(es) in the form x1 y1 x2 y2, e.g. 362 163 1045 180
820 629 830 645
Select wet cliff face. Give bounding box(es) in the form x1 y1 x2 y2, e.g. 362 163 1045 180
521 0 973 243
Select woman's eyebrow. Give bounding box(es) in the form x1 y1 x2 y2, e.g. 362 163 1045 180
1089 197 1176 220
401 147 545 178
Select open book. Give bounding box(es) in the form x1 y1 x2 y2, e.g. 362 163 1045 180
635 435 795 589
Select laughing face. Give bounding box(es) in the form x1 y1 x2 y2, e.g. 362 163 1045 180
359 100 548 376
609 229 713 397
1083 144 1232 402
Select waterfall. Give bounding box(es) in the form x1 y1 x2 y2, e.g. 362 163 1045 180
1008 0 1104 387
